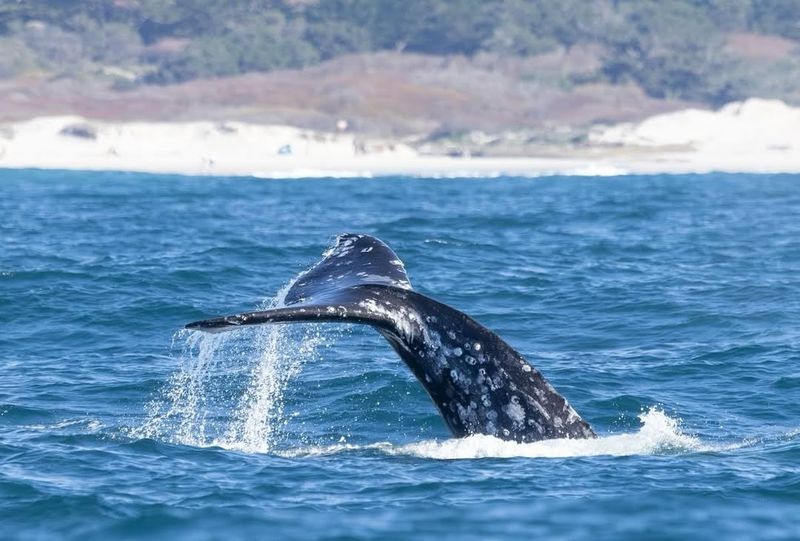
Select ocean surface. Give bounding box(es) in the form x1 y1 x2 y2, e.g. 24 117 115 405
1 170 799 540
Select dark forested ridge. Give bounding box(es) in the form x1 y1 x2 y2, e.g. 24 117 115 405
1 0 798 108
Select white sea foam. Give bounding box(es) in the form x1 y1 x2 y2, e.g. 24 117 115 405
280 408 719 460
392 408 706 459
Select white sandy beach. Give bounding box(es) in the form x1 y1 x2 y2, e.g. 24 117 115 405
0 98 798 177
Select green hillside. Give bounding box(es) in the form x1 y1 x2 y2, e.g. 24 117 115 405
1 0 799 107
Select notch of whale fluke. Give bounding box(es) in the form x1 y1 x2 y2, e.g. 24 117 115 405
185 233 595 443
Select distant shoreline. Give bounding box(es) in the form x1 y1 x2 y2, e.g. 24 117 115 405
2 99 799 178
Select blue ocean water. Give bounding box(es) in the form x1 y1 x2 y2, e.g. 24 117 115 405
1 170 799 540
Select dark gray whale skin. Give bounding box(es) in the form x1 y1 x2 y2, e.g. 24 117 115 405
186 234 595 443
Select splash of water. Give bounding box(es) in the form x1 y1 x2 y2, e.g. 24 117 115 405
279 408 726 460
135 282 329 452
216 322 327 453
390 408 705 459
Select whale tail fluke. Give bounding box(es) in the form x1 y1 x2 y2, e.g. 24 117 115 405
187 233 412 333
185 233 595 442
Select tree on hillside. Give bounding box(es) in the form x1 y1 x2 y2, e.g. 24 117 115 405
305 0 495 55
484 0 610 55
751 0 800 40
147 8 316 82
602 0 746 104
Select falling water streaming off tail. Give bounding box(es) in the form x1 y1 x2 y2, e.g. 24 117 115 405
136 280 329 452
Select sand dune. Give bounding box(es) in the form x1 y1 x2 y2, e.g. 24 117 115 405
589 98 800 172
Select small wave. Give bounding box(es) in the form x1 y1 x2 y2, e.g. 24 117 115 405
280 408 717 460
564 164 631 177
250 165 632 180
253 169 375 179
20 418 104 433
